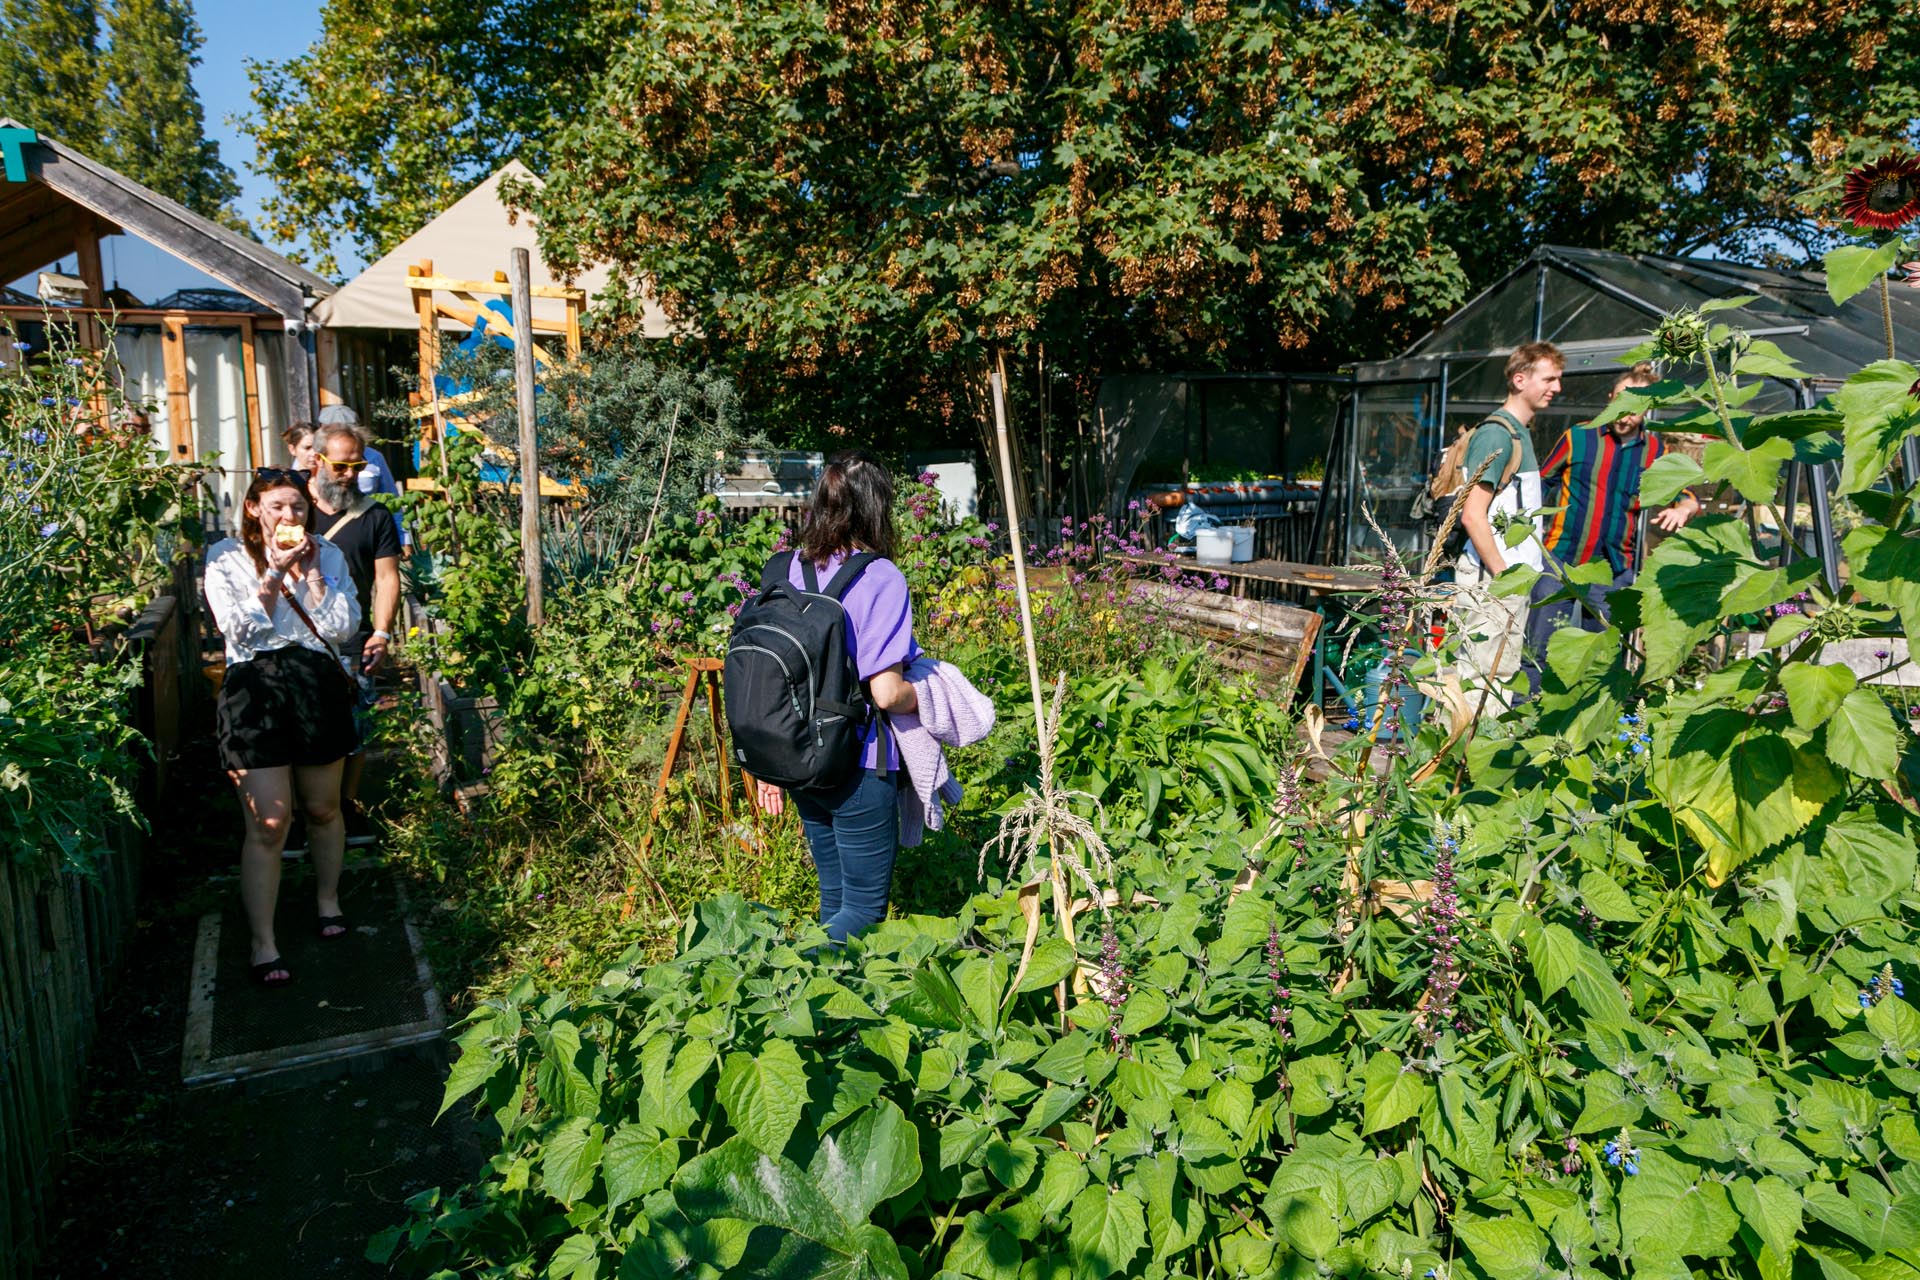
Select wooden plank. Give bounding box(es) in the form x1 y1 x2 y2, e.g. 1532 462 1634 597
1120 552 1376 594
402 271 585 301
413 259 444 476
405 473 582 499
434 297 570 337
0 304 282 323
408 388 494 419
314 324 343 407
161 315 191 460
441 295 557 368
565 296 582 359
239 317 264 469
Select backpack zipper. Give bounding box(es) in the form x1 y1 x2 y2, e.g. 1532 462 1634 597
734 624 819 723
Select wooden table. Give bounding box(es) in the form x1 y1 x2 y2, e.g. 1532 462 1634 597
1120 553 1378 597
1120 554 1380 708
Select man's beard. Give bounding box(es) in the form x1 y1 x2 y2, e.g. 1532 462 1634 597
314 470 356 509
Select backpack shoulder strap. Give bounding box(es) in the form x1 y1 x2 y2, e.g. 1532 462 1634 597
759 550 796 595
822 551 882 601
1477 410 1528 491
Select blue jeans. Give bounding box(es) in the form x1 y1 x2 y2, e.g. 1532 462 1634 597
791 769 899 943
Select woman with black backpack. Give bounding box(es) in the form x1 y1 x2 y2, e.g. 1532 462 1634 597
743 452 920 943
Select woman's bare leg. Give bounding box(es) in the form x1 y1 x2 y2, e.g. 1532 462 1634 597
295 758 346 931
232 767 295 975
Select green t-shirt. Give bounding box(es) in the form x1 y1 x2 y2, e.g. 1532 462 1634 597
1460 410 1537 492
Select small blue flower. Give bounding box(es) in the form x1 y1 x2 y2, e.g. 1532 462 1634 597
25 429 47 445
1860 992 1874 1008
12 342 29 352
1631 742 1645 754
1344 716 1359 731
1623 1160 1639 1176
37 521 58 538
64 357 84 367
38 396 55 407
64 396 78 407
1895 978 1907 997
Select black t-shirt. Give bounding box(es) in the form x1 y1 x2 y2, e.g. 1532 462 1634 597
317 500 401 629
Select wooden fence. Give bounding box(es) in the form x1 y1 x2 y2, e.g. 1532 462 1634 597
0 589 190 1274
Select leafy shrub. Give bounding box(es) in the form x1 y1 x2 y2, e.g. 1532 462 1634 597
382 312 1920 1279
0 320 194 872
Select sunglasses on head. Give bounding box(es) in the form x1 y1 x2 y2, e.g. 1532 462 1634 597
254 467 309 486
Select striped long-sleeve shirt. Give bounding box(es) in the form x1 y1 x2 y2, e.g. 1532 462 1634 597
1539 426 1675 575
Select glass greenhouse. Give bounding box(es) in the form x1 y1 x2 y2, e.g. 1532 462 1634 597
1098 245 1920 573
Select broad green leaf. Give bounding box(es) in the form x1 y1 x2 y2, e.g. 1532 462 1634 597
1118 986 1170 1035
1804 805 1912 898
1639 517 1761 680
437 1024 505 1120
1703 437 1794 503
1453 1216 1548 1280
1827 689 1901 779
1731 1176 1802 1266
1036 1148 1089 1216
535 1020 601 1119
675 1135 854 1248
717 1038 809 1155
1528 922 1579 1000
1018 937 1078 992
981 1135 1039 1192
809 1099 923 1225
946 1211 1022 1280
1067 1185 1144 1279
1846 524 1920 641
541 1118 605 1207
1527 923 1633 1022
604 1126 681 1211
1656 712 1842 884
1268 1191 1338 1259
1825 241 1905 304
1620 1149 1741 1260
1361 1050 1432 1134
1834 359 1920 493
1639 451 1705 506
1579 869 1640 923
955 956 1009 1033
546 1233 599 1280
1865 998 1920 1064
1545 624 1620 689
1780 661 1856 730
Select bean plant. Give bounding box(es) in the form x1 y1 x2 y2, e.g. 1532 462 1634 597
382 314 1917 1277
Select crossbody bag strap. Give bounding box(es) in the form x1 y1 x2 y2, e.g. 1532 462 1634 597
277 580 357 691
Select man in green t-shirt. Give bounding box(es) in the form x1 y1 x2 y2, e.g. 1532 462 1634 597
1450 340 1561 711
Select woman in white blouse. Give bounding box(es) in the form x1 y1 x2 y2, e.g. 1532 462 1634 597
203 469 362 986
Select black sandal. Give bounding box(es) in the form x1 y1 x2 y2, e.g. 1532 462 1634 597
317 915 349 940
251 957 293 986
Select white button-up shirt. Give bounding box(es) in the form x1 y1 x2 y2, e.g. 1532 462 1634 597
203 537 362 667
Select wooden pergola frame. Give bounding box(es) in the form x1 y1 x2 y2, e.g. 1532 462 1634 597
3 303 284 466
405 258 583 485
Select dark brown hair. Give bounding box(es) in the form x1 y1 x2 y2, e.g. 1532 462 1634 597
799 451 896 563
280 422 316 450
239 471 311 574
1505 341 1565 391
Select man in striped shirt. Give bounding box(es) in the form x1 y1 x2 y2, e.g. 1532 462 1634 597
1526 362 1702 678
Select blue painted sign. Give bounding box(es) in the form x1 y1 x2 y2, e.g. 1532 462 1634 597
0 126 38 182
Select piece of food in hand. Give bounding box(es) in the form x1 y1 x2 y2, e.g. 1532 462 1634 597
274 524 304 548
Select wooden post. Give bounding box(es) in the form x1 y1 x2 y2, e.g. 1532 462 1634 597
510 248 544 626
991 370 1047 741
314 326 343 406
238 318 264 468
161 315 191 460
410 259 444 477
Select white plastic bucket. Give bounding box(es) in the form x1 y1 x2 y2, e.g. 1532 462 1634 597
1194 527 1234 565
1229 526 1254 563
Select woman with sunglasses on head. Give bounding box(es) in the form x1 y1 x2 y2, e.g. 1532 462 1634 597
203 469 361 986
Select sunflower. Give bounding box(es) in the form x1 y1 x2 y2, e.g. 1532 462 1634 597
1841 155 1920 230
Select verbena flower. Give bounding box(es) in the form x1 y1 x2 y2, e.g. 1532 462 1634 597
1098 922 1130 1056
1421 831 1463 1040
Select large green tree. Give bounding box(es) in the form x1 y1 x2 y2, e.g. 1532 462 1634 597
242 0 641 275
0 0 101 150
96 0 239 222
518 0 1919 449
1 0 240 221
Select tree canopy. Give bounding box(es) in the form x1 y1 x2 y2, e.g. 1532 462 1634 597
0 0 240 222
516 0 1919 448
241 0 639 276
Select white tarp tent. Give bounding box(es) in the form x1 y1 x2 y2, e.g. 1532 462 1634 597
308 161 672 336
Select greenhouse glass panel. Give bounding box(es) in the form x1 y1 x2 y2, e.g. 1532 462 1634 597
1350 381 1435 557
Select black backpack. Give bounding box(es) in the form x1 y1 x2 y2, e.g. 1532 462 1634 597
723 551 888 791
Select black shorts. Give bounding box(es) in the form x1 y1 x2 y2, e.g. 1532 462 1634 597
216 646 359 772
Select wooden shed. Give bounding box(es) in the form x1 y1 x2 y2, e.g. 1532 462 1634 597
0 120 335 509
